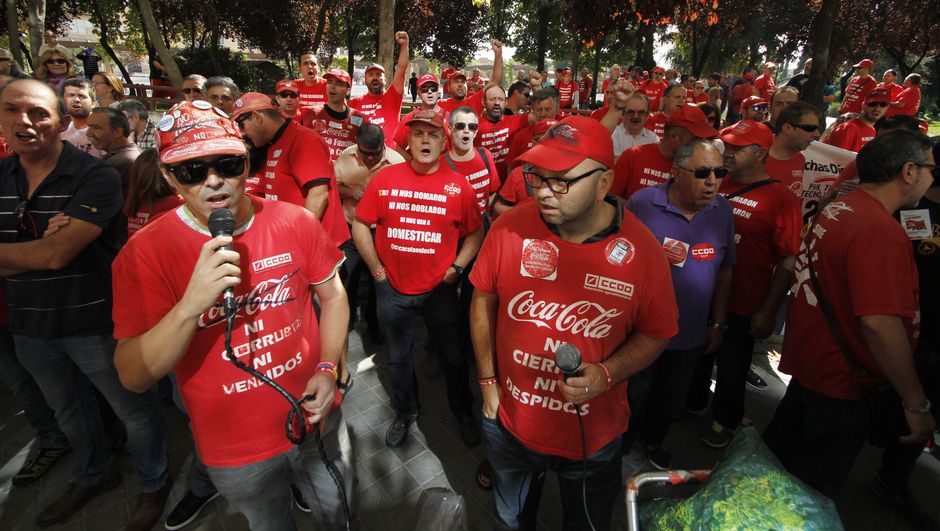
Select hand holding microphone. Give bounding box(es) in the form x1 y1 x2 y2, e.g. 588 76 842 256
555 342 608 405
179 209 241 319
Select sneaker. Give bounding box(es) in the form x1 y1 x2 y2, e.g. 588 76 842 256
646 445 671 471
290 484 311 513
745 367 768 391
701 421 734 448
12 440 72 487
36 468 122 527
127 480 172 531
385 415 416 448
165 491 220 530
457 414 480 447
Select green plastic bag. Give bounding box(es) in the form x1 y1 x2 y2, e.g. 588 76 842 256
637 427 844 530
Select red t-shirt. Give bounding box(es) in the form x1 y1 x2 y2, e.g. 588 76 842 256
467 76 488 95
126 194 185 238
443 148 500 214
611 142 672 199
824 118 875 153
780 190 919 399
557 81 576 108
578 77 593 102
730 82 754 112
300 105 369 164
296 78 327 109
112 197 345 467
475 113 530 182
687 92 709 105
753 74 776 102
838 76 876 115
469 199 678 459
497 166 530 207
886 86 920 117
641 80 669 112
438 91 484 115
262 121 349 246
355 163 482 294
876 81 903 100
349 85 404 148
719 179 801 316
764 152 806 196
644 112 667 139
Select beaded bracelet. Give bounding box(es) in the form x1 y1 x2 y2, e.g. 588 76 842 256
478 377 498 386
316 361 338 380
598 362 612 391
372 267 386 279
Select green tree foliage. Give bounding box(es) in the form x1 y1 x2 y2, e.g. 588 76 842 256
175 45 270 91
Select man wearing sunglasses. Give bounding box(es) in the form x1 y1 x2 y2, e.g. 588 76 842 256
469 116 677 529
687 120 801 449
181 74 206 102
349 31 409 147
766 101 822 196
734 95 769 125
839 58 877 115
625 138 734 470
504 80 530 116
826 88 890 153
275 79 303 120
393 73 447 157
300 69 369 164
0 79 171 528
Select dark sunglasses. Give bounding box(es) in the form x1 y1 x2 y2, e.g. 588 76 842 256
676 166 729 179
866 101 889 108
420 85 438 93
790 123 820 132
750 105 768 112
181 87 202 94
278 91 299 99
45 58 67 65
234 112 253 129
453 122 478 131
14 200 38 239
167 155 248 185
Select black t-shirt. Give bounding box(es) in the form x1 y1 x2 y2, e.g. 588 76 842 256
0 142 123 336
909 195 940 347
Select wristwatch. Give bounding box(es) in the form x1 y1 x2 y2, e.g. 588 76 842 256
450 263 465 277
903 399 932 415
707 320 728 333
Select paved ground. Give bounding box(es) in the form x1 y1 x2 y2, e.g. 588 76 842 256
0 324 938 530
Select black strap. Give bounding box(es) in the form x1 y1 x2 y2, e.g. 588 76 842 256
476 147 492 178
725 179 777 200
443 152 458 172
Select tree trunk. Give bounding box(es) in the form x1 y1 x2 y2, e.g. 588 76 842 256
27 0 44 66
692 26 717 78
6 0 21 67
636 24 654 68
88 0 134 86
571 38 581 77
136 0 183 89
535 3 549 73
590 44 601 103
802 0 839 117
311 0 333 59
204 0 222 72
346 7 355 76
377 0 395 72
493 0 506 41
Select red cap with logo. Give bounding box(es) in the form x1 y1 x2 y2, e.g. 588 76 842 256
720 119 774 149
516 116 614 171
531 119 558 138
324 68 352 86
417 73 439 88
230 92 277 121
665 105 719 138
652 66 666 74
854 58 874 69
365 63 385 74
864 88 891 103
404 109 445 129
156 101 246 165
275 79 298 93
450 70 468 81
740 96 769 109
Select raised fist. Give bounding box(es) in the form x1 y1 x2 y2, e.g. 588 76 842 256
395 31 409 46
491 39 503 53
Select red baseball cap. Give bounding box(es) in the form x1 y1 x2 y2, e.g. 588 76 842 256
652 66 666 74
665 105 719 138
231 92 277 121
450 70 468 81
417 73 439 88
721 119 774 150
740 96 769 109
275 79 298 93
864 88 891 103
742 72 755 81
156 101 246 165
853 58 874 69
531 119 558 138
404 109 445 129
516 116 614 171
324 68 352 86
365 63 385 74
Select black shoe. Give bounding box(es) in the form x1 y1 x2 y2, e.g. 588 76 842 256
165 490 220 530
12 440 72 487
37 469 122 527
290 484 310 513
385 415 415 448
745 366 768 391
646 446 671 471
458 414 480 447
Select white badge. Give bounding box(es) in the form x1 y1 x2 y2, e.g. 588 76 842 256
900 209 932 239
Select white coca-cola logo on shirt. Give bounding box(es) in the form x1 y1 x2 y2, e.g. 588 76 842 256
505 290 623 339
197 271 297 329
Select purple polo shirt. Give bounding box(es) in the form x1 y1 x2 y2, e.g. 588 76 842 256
626 182 735 350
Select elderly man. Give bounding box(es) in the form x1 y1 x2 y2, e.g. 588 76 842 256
601 64 621 101
60 78 105 157
205 76 240 115
471 116 678 529
766 102 822 196
116 99 156 150
645 84 687 139
839 58 877 115
625 139 734 470
181 74 206 102
38 29 74 62
349 31 409 145
613 93 659 157
764 129 936 497
826 88 890 152
754 62 777 102
86 107 141 192
353 110 483 449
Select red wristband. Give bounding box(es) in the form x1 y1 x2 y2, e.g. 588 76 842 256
478 377 498 386
598 362 612 391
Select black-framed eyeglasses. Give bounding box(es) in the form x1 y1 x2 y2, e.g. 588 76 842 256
420 85 438 93
522 166 603 194
278 91 299 99
452 122 478 131
912 162 939 180
45 58 67 65
15 200 38 239
676 166 729 179
182 87 202 94
866 101 889 108
789 123 820 132
167 155 248 185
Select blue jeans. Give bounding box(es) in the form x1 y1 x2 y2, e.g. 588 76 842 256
0 327 66 447
482 416 622 530
206 408 358 531
13 334 168 491
375 280 472 418
168 373 217 498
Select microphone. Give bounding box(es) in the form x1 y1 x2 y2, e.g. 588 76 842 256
555 342 583 379
207 208 237 317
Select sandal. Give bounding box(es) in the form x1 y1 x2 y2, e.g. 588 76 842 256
476 459 493 490
337 373 354 395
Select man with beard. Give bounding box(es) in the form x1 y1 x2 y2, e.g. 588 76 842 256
839 59 878 115
438 40 504 114
826 88 890 152
731 96 769 128
475 83 534 182
612 92 658 157
504 88 560 172
349 31 409 146
766 102 822 195
645 84 687 139
295 52 327 109
60 78 105 157
274 79 303 120
301 69 369 163
393 73 447 157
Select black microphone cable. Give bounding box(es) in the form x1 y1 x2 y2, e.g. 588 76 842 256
557 342 598 531
574 405 598 531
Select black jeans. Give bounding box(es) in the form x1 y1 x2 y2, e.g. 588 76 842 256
375 280 472 418
340 235 378 333
687 313 753 429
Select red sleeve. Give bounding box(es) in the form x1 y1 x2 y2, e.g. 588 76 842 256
299 207 345 284
468 91 485 115
355 171 385 224
498 167 528 204
291 132 332 187
393 122 409 151
772 193 802 259
845 227 917 318
468 217 503 293
112 238 178 339
611 149 634 198
824 123 852 151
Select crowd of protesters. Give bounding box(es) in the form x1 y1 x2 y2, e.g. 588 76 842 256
0 26 936 531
